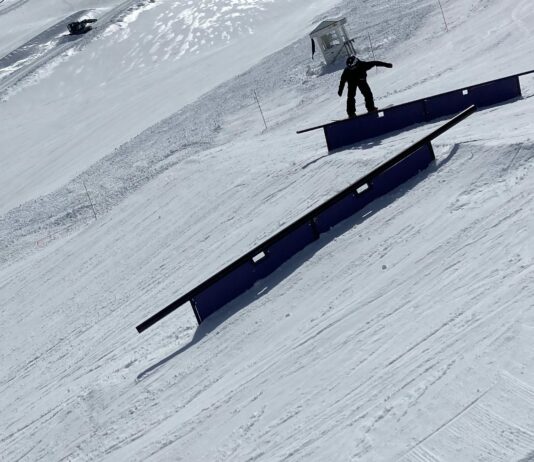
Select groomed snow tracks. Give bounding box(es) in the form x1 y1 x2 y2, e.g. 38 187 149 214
297 71 534 151
136 105 477 333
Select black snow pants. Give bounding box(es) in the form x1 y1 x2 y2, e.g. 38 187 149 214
346 80 376 117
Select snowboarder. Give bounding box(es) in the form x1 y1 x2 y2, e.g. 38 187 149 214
338 55 393 118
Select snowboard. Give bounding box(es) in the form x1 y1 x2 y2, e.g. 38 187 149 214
297 105 393 134
331 106 394 122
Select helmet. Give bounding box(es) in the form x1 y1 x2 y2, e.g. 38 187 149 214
346 55 358 67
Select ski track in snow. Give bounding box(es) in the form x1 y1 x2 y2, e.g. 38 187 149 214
0 0 30 16
1 0 534 461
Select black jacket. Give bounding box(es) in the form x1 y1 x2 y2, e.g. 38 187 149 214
338 60 392 95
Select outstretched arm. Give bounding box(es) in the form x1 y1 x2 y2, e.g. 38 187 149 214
367 61 393 69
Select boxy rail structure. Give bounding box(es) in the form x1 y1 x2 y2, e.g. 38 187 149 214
136 105 477 333
297 71 534 151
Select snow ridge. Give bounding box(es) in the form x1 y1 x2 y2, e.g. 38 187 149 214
1 0 534 460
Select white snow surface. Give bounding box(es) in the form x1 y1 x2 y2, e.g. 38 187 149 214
1 0 534 461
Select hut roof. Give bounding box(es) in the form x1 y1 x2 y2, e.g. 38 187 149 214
309 18 346 37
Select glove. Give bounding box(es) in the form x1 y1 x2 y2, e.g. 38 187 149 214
338 89 343 97
385 62 393 68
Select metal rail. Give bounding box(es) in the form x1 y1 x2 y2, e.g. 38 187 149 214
296 70 533 134
136 105 476 333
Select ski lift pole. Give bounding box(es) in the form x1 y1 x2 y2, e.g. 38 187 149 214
343 38 356 57
437 0 449 31
367 33 378 73
332 37 354 64
333 44 346 62
253 90 268 131
83 181 97 220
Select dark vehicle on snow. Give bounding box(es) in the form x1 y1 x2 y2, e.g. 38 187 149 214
67 18 97 35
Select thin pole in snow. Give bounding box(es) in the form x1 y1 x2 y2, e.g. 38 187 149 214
253 89 268 131
367 33 377 73
437 0 449 31
83 181 98 220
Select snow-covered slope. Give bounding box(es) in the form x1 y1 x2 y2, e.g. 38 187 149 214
0 0 339 214
1 0 534 460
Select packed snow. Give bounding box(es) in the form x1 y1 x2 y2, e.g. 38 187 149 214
1 0 533 461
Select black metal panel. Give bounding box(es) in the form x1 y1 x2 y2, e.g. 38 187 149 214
253 222 318 280
375 101 426 135
371 144 435 197
470 75 521 108
192 260 256 322
424 89 471 120
314 192 373 234
324 101 425 151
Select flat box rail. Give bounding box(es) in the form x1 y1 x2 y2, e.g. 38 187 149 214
136 105 477 333
297 70 533 151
